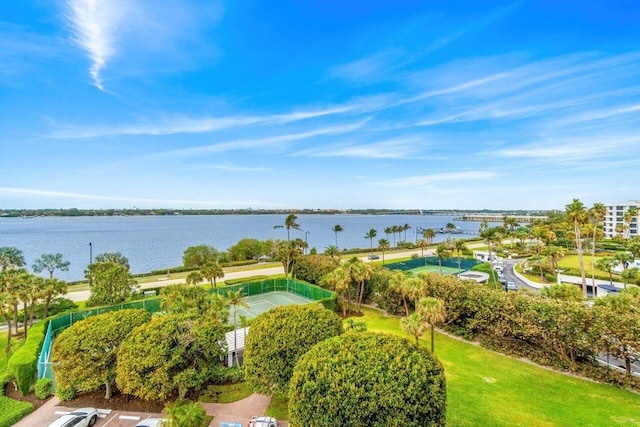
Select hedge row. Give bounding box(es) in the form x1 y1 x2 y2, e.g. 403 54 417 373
224 275 269 286
7 320 48 396
0 374 34 427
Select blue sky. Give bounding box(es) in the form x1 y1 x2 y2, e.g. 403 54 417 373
2 1 640 210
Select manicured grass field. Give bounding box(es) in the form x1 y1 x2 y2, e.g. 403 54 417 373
557 254 622 280
361 307 640 426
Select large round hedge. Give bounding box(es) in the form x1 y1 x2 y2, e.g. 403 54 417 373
52 309 151 399
244 304 343 395
289 332 447 427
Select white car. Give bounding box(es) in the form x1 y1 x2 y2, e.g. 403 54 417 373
48 407 99 427
135 418 167 427
249 416 278 427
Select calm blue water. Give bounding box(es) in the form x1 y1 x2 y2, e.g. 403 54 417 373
0 214 481 281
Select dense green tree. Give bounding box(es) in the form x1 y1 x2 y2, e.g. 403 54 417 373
86 262 137 306
32 253 70 278
94 251 130 269
116 314 226 401
289 332 446 427
593 297 640 377
541 284 582 301
182 245 219 269
185 271 203 286
227 238 267 262
294 254 340 286
52 309 151 399
244 304 343 395
0 247 25 271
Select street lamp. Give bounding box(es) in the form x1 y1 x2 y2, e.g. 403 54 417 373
304 231 310 255
89 242 93 287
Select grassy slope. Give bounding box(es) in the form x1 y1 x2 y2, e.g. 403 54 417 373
557 254 622 280
362 307 640 427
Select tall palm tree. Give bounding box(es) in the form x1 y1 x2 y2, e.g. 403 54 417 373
345 258 371 314
384 226 392 247
378 239 390 264
388 271 410 316
503 216 520 249
226 290 249 367
185 271 203 286
416 238 429 257
274 213 301 241
41 278 67 318
424 228 436 244
200 260 224 289
417 297 446 353
589 202 606 290
454 239 468 273
332 224 343 248
365 229 377 258
596 257 617 286
403 224 411 242
436 242 452 274
566 198 589 297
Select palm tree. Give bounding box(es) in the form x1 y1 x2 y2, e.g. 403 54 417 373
503 216 520 249
345 258 371 314
596 257 617 286
332 224 343 248
41 278 67 318
388 271 411 316
401 313 425 345
0 291 16 354
417 297 446 353
226 290 249 367
436 242 452 274
615 252 634 289
324 245 340 258
365 229 377 258
424 228 436 244
623 207 639 240
378 239 390 264
622 267 639 289
566 199 589 297
589 202 606 290
384 227 393 247
479 219 489 235
0 247 25 271
185 271 203 286
32 253 70 278
165 399 206 427
274 213 301 241
416 238 429 257
454 239 467 273
200 260 224 289
321 267 351 316
403 224 411 242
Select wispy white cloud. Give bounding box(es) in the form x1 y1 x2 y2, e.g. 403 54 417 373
0 187 279 207
381 171 497 187
49 104 366 139
187 164 271 172
148 120 369 158
293 136 427 159
64 0 131 90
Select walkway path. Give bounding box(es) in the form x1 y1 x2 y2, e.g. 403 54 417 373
201 393 288 427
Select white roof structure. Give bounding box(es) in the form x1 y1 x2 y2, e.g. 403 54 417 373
225 327 250 352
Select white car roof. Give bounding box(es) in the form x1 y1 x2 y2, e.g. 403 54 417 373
135 418 166 427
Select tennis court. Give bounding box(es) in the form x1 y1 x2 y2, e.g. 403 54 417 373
409 264 461 276
235 291 314 319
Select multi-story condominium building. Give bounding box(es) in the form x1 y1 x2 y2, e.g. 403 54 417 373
603 201 640 239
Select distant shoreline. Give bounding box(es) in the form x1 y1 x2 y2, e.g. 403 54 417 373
0 208 549 218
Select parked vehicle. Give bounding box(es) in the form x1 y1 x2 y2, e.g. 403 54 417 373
506 281 518 291
135 418 166 427
368 254 380 260
47 408 98 427
249 416 278 427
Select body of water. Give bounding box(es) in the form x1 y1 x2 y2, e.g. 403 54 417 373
0 214 483 281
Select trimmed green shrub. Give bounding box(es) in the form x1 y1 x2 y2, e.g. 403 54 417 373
34 378 52 399
7 320 48 396
56 386 76 401
244 304 343 395
289 332 447 426
0 396 34 427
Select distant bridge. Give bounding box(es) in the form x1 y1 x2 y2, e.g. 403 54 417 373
454 214 548 223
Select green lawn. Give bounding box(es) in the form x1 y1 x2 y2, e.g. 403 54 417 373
0 331 8 373
361 307 640 426
558 254 622 280
198 382 253 403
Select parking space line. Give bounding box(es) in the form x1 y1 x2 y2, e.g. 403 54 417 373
101 412 120 426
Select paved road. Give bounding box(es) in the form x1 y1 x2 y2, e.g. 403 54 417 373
503 259 539 292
